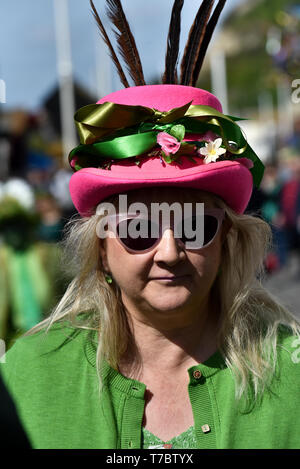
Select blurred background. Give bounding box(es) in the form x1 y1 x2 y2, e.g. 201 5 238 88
0 0 299 346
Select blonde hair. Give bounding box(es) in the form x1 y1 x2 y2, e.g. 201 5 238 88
27 191 300 400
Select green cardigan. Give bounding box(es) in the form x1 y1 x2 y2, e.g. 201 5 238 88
1 322 300 449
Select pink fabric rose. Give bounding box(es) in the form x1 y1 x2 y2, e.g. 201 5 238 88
157 132 181 156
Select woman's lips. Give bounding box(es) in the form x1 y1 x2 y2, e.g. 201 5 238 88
151 275 191 282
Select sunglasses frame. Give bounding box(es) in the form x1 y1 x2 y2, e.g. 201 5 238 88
99 207 226 254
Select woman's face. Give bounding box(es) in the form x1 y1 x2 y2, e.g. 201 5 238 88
99 187 230 326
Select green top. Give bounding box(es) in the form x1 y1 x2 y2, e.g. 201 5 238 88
142 426 197 449
1 321 300 449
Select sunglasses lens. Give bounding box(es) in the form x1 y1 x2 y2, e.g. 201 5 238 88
203 214 218 245
116 213 220 252
179 214 219 248
117 219 159 251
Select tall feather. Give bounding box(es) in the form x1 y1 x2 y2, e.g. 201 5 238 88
180 0 214 86
162 0 184 84
90 0 129 88
191 0 227 86
106 0 145 86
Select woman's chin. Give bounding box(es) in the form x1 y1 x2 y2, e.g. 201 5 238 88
143 281 198 310
145 294 196 315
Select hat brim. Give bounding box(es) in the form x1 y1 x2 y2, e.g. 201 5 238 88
69 156 253 217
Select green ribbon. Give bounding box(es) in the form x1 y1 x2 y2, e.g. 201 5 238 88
71 131 158 160
69 101 265 188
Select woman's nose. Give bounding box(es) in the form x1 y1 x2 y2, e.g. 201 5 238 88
153 229 186 265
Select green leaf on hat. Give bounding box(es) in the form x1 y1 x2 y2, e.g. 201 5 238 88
169 124 185 142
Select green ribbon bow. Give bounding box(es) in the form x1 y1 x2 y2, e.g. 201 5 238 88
69 101 265 188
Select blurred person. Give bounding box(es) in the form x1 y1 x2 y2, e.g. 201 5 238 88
260 164 288 272
287 117 300 150
280 159 300 272
35 192 65 243
25 151 56 194
0 179 69 343
7 110 30 178
0 192 42 339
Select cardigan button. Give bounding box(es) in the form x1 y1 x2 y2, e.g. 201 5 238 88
201 424 211 433
193 370 202 379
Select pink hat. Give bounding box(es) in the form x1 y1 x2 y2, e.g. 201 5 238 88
69 84 263 217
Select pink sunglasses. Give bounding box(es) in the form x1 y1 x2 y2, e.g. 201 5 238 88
98 208 225 254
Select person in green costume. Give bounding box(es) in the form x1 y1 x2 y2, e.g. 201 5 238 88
0 183 68 343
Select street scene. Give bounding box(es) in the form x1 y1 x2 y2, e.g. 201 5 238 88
0 0 300 451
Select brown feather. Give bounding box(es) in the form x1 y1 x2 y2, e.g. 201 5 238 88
162 0 184 84
90 0 129 88
191 0 227 86
180 0 214 86
106 0 145 86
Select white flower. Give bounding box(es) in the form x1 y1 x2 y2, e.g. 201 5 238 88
199 138 226 163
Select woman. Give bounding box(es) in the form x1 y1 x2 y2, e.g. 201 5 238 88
2 0 300 450
1 84 300 450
